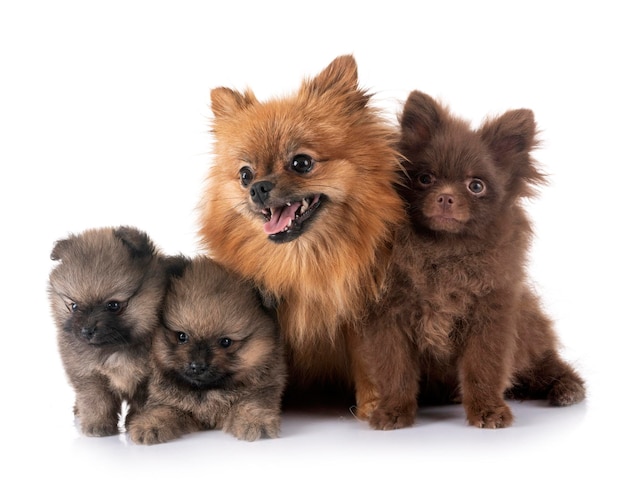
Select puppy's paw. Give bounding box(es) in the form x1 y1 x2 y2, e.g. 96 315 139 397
127 409 190 445
128 422 185 445
226 415 281 441
80 419 120 437
465 402 513 429
548 378 586 406
368 405 415 431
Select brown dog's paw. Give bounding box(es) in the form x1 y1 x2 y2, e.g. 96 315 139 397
226 415 281 441
128 424 177 445
78 416 120 437
80 420 120 437
466 402 513 428
548 378 586 406
368 405 415 431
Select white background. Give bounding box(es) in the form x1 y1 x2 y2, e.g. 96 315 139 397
1 1 624 478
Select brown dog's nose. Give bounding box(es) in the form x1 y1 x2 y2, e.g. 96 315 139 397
437 194 454 209
250 181 274 205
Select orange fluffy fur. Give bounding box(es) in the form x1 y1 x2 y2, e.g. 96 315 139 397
198 55 406 396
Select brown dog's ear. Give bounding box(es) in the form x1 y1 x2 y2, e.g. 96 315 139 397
300 54 363 102
479 108 537 159
479 109 545 194
399 90 446 149
50 238 71 261
114 226 156 259
161 254 191 279
210 87 257 118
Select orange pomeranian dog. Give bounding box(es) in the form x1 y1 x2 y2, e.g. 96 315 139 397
197 55 406 404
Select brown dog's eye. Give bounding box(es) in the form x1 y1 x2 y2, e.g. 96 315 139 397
290 154 314 174
417 173 434 186
105 301 124 314
177 332 189 344
218 337 233 348
467 179 485 195
239 166 254 187
67 302 78 313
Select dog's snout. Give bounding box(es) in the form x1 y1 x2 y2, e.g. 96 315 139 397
437 194 454 209
188 362 207 375
81 325 96 340
250 181 274 205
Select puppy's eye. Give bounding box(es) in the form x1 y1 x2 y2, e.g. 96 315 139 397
417 173 434 186
177 332 189 344
218 337 233 348
290 154 314 174
239 166 254 187
67 302 78 313
105 301 124 313
467 179 485 195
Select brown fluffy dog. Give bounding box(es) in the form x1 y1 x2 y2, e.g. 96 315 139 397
198 55 406 401
48 226 181 436
127 256 286 444
354 90 586 429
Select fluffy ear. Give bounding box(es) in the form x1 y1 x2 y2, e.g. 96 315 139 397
479 108 537 159
114 226 156 259
399 90 446 148
50 238 71 261
210 87 257 118
479 109 545 192
300 54 361 99
161 254 191 279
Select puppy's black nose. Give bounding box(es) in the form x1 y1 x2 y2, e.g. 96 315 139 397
188 362 207 375
250 181 274 205
81 326 96 340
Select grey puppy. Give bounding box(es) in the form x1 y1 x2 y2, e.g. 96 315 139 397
48 226 183 436
127 255 287 444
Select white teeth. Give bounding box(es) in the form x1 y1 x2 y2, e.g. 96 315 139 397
286 202 291 206
301 198 309 213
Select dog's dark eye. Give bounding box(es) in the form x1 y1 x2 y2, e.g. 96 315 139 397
218 337 233 348
467 179 485 195
417 173 434 186
177 332 189 344
105 301 123 313
290 154 314 174
239 166 254 187
68 302 78 313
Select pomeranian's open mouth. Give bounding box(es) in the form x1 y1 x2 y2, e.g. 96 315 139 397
262 194 323 243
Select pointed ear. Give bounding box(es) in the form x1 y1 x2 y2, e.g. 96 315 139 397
50 238 71 261
399 90 446 148
114 226 156 259
479 109 545 192
210 87 258 118
300 54 360 97
479 108 537 159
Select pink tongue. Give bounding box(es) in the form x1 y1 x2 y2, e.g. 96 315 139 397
264 202 301 235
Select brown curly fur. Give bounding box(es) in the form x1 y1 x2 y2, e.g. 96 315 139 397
197 55 406 400
353 90 585 429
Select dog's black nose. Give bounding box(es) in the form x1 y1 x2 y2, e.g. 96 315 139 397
250 181 274 205
81 326 96 340
188 362 207 375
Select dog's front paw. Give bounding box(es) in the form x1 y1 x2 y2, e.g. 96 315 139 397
225 414 281 441
127 408 191 445
368 404 416 430
79 418 120 437
465 402 513 428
